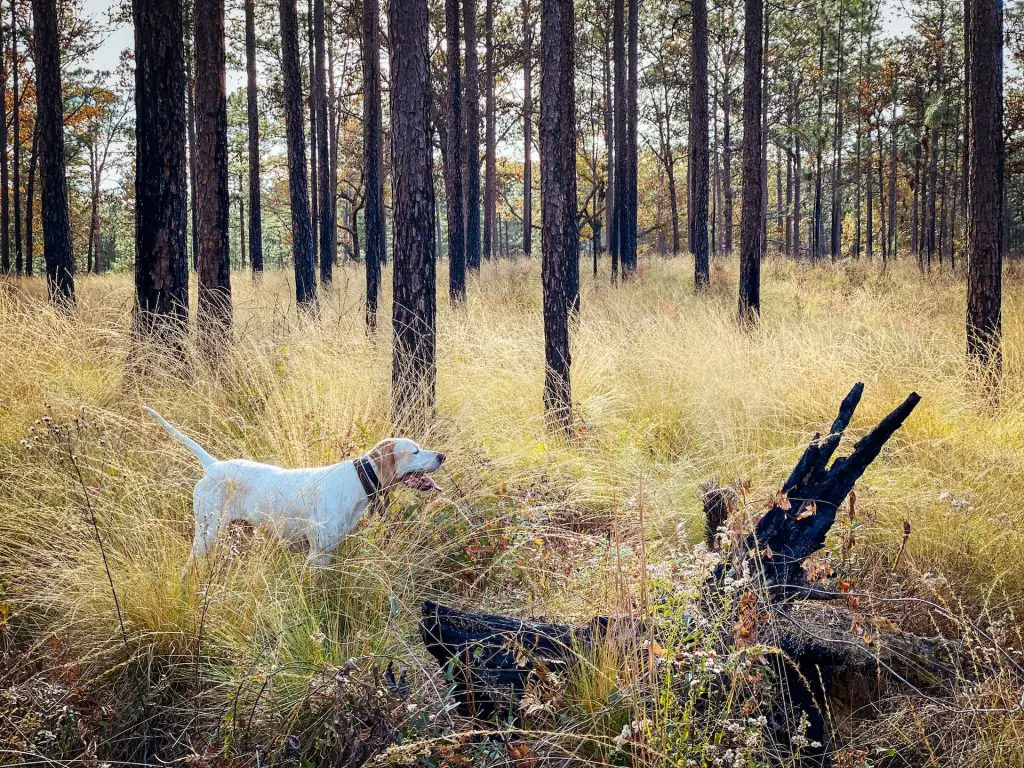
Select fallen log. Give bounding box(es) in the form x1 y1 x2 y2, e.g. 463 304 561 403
421 385 935 760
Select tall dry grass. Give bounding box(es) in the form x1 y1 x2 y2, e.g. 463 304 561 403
1 255 1024 764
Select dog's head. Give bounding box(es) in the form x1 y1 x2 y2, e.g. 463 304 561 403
368 438 445 493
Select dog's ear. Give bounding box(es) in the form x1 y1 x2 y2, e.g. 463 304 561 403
370 439 399 485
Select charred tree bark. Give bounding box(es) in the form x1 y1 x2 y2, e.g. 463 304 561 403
690 0 709 290
279 0 317 307
194 0 233 343
610 0 624 280
314 0 331 284
737 0 763 324
483 0 496 262
133 0 188 334
9 0 18 275
32 0 74 306
523 0 533 259
0 13 10 274
244 0 263 274
444 0 466 302
464 0 482 272
620 0 638 277
965 0 1003 379
539 0 576 433
363 0 385 332
390 0 437 427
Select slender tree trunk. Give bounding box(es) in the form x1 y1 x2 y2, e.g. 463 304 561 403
712 78 720 255
760 10 769 258
445 0 466 301
280 0 317 306
785 78 793 256
621 0 638 276
830 0 844 261
311 0 330 283
738 0 763 323
523 0 533 259
24 119 34 276
464 0 482 272
539 0 575 432
88 142 99 273
363 0 385 331
483 0 496 262
812 25 824 261
603 22 612 253
194 0 232 343
793 78 802 259
10 0 19 275
887 98 898 257
245 0 263 274
389 0 437 426
185 0 199 271
878 125 887 263
911 142 921 261
866 118 874 259
611 0 624 280
327 15 338 267
0 11 9 274
307 0 319 263
723 75 733 255
133 0 188 335
32 0 74 306
690 0 709 288
965 0 1003 377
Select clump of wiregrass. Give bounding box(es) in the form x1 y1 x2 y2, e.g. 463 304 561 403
2 255 1024 764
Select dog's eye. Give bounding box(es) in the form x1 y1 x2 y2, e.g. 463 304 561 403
414 449 420 455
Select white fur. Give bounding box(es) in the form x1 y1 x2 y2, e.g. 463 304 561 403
143 407 445 572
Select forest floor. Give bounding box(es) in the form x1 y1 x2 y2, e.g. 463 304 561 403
2 256 1024 766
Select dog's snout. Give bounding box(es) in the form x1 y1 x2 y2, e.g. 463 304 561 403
436 452 447 465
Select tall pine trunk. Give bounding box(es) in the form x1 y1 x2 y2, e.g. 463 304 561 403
389 0 437 426
10 0 19 275
965 0 1003 378
363 0 385 331
32 0 73 306
279 0 317 306
620 0 638 276
314 0 331 284
0 14 9 274
195 0 232 341
133 0 188 334
245 0 263 273
445 0 466 301
483 0 496 262
690 0 709 288
464 0 482 271
610 0 624 280
737 0 763 323
539 0 576 432
523 0 533 258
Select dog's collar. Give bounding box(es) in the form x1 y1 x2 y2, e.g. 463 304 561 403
354 455 384 499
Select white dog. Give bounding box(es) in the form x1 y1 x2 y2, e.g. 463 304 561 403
143 407 445 571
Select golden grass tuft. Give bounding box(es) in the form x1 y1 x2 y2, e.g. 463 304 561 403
2 255 1024 764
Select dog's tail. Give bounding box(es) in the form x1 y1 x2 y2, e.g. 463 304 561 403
143 406 217 469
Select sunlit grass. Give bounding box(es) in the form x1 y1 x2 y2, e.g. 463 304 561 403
2 253 1024 763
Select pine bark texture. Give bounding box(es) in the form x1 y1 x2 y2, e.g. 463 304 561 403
737 0 763 324
390 0 437 427
32 0 74 306
363 0 385 331
279 0 317 306
965 0 1003 376
464 0 482 271
539 0 576 432
194 0 233 339
133 0 189 332
445 0 466 302
690 0 709 290
245 0 264 273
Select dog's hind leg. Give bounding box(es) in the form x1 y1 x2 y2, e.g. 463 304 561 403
182 485 222 579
